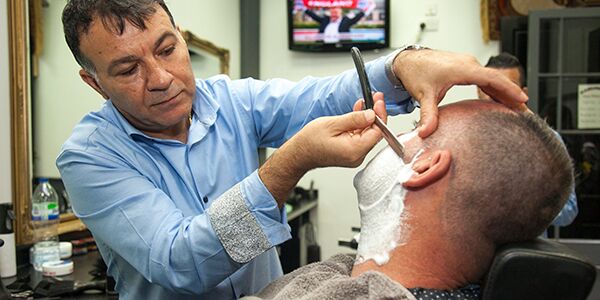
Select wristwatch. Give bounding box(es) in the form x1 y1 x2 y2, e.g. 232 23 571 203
384 45 430 90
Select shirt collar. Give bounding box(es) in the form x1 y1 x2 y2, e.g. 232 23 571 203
105 79 220 144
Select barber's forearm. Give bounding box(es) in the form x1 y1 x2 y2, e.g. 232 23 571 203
258 138 310 207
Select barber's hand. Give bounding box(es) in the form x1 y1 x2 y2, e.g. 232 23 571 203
393 49 529 138
258 93 387 205
291 92 387 170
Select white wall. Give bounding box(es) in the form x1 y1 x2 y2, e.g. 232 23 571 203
33 0 103 178
33 0 240 178
1 0 12 205
260 0 500 259
167 0 240 79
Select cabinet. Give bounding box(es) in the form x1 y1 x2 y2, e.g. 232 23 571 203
527 7 600 263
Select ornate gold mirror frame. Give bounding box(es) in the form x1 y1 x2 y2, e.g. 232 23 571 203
8 2 230 245
181 29 230 75
9 0 33 245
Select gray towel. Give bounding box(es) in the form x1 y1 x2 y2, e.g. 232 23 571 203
243 254 417 300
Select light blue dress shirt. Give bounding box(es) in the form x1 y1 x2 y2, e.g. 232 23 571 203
552 188 578 227
57 56 414 299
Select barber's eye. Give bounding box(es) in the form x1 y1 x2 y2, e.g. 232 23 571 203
162 46 175 56
119 65 138 76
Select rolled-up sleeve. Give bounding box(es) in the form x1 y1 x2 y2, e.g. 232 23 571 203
208 170 290 263
57 150 285 294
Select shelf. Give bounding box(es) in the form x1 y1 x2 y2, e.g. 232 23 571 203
287 200 318 222
59 212 77 222
58 218 87 235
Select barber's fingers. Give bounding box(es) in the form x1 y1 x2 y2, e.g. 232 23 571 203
372 92 387 123
352 93 386 118
350 93 385 135
471 68 528 109
346 118 385 158
330 110 376 133
416 92 440 138
352 99 365 112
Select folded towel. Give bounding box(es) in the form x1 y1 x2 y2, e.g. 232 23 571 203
244 253 416 300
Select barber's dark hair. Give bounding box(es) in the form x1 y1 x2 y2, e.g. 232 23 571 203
62 0 175 73
485 52 526 88
426 102 573 248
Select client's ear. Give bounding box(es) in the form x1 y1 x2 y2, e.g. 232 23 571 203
403 150 451 188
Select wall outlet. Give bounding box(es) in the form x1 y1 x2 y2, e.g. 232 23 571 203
420 18 439 32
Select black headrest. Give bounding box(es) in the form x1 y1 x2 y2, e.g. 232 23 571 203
482 238 596 300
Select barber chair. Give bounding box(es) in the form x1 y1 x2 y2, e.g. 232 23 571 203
482 238 596 300
339 233 596 299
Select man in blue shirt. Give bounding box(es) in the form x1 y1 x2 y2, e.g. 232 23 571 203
57 0 528 299
477 53 578 227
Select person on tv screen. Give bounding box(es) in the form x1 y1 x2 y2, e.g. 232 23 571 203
304 0 375 43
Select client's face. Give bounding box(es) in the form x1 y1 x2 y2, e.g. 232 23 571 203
352 130 422 265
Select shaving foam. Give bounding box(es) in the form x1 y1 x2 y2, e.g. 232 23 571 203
397 130 418 145
353 145 422 266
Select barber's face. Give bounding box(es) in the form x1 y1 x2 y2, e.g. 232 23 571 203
78 6 196 136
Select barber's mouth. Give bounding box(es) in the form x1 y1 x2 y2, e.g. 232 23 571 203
153 92 182 107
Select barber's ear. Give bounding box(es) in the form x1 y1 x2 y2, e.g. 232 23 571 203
403 150 452 188
79 69 109 100
176 25 189 47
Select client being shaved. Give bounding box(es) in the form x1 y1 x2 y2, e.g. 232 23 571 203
353 131 421 265
246 100 574 300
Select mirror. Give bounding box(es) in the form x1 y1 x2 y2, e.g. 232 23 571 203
8 0 230 245
182 29 230 76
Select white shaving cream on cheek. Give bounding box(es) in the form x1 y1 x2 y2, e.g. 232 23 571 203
353 131 421 266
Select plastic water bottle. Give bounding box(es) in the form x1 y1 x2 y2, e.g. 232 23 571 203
31 178 60 271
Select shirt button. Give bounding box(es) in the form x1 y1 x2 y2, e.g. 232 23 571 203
203 196 208 203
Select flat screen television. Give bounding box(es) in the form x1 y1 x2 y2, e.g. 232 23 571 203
288 0 390 52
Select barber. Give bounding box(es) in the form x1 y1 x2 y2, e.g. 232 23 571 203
57 1 527 299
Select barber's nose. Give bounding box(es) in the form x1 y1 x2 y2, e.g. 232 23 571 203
146 60 173 92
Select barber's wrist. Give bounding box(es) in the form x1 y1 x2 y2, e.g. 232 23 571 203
258 138 310 206
385 45 430 90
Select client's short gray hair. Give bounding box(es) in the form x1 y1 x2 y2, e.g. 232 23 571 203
429 107 573 246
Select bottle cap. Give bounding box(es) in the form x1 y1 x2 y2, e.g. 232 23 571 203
42 260 74 276
38 178 49 183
